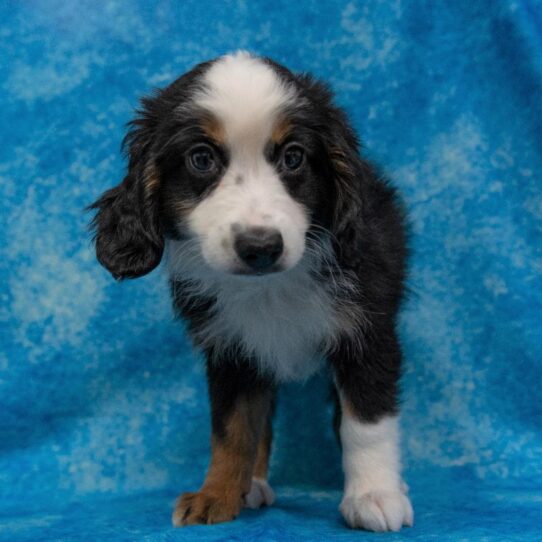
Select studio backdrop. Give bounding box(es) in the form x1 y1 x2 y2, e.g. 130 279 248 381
1 1 541 540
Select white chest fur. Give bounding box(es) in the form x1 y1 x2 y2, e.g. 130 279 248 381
167 241 343 381
203 269 339 381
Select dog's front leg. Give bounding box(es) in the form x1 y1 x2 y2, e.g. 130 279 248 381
173 355 274 526
330 326 414 532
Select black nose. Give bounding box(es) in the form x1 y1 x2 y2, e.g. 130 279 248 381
234 227 284 272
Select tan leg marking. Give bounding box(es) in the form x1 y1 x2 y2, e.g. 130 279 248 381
173 394 271 526
253 417 272 479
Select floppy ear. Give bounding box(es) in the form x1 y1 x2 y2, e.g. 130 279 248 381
324 112 366 269
89 115 164 280
297 74 366 267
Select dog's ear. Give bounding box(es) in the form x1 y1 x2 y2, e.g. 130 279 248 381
88 107 164 280
324 110 366 269
297 74 366 267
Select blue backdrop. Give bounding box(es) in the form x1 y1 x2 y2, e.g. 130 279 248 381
1 1 541 540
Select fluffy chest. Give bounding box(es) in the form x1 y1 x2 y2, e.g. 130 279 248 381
197 272 340 381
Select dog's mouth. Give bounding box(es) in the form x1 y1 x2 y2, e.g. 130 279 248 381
230 263 284 277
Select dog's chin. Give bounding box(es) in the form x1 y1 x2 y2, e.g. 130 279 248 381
231 264 284 277
207 261 286 278
202 255 297 278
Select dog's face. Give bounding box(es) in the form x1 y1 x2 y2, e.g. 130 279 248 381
159 53 328 275
90 52 362 280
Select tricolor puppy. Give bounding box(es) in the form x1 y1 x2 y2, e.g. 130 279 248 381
89 51 413 532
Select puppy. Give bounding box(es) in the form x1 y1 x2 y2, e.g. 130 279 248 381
89 51 413 532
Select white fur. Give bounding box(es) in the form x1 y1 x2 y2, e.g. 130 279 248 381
339 413 413 531
244 477 275 509
167 239 359 381
186 51 308 274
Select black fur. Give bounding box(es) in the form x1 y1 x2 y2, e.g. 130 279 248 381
88 173 163 280
205 346 275 440
88 55 409 524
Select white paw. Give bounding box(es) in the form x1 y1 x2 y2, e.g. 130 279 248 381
243 477 275 509
340 490 414 532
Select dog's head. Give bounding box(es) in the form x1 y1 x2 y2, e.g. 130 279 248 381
90 52 363 279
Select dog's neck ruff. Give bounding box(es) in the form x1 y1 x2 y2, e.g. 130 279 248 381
167 239 358 382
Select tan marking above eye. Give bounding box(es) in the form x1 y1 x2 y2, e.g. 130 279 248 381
201 115 226 145
271 117 291 145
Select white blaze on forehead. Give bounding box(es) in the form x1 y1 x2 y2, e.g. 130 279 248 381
184 51 309 275
195 51 296 151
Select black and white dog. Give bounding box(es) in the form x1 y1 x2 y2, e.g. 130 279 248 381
90 52 412 532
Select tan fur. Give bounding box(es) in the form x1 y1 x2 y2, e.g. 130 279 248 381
340 395 356 419
173 393 272 526
253 418 272 479
329 146 352 175
173 198 198 217
271 117 291 145
201 115 226 145
143 162 160 197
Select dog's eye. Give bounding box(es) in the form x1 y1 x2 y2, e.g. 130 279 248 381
189 146 216 173
282 145 305 171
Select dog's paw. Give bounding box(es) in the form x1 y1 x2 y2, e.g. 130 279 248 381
243 477 275 509
172 490 242 526
340 490 414 532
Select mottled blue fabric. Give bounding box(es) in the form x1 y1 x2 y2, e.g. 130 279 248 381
1 1 541 540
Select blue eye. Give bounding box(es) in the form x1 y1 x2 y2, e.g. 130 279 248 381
282 145 304 171
189 146 216 172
